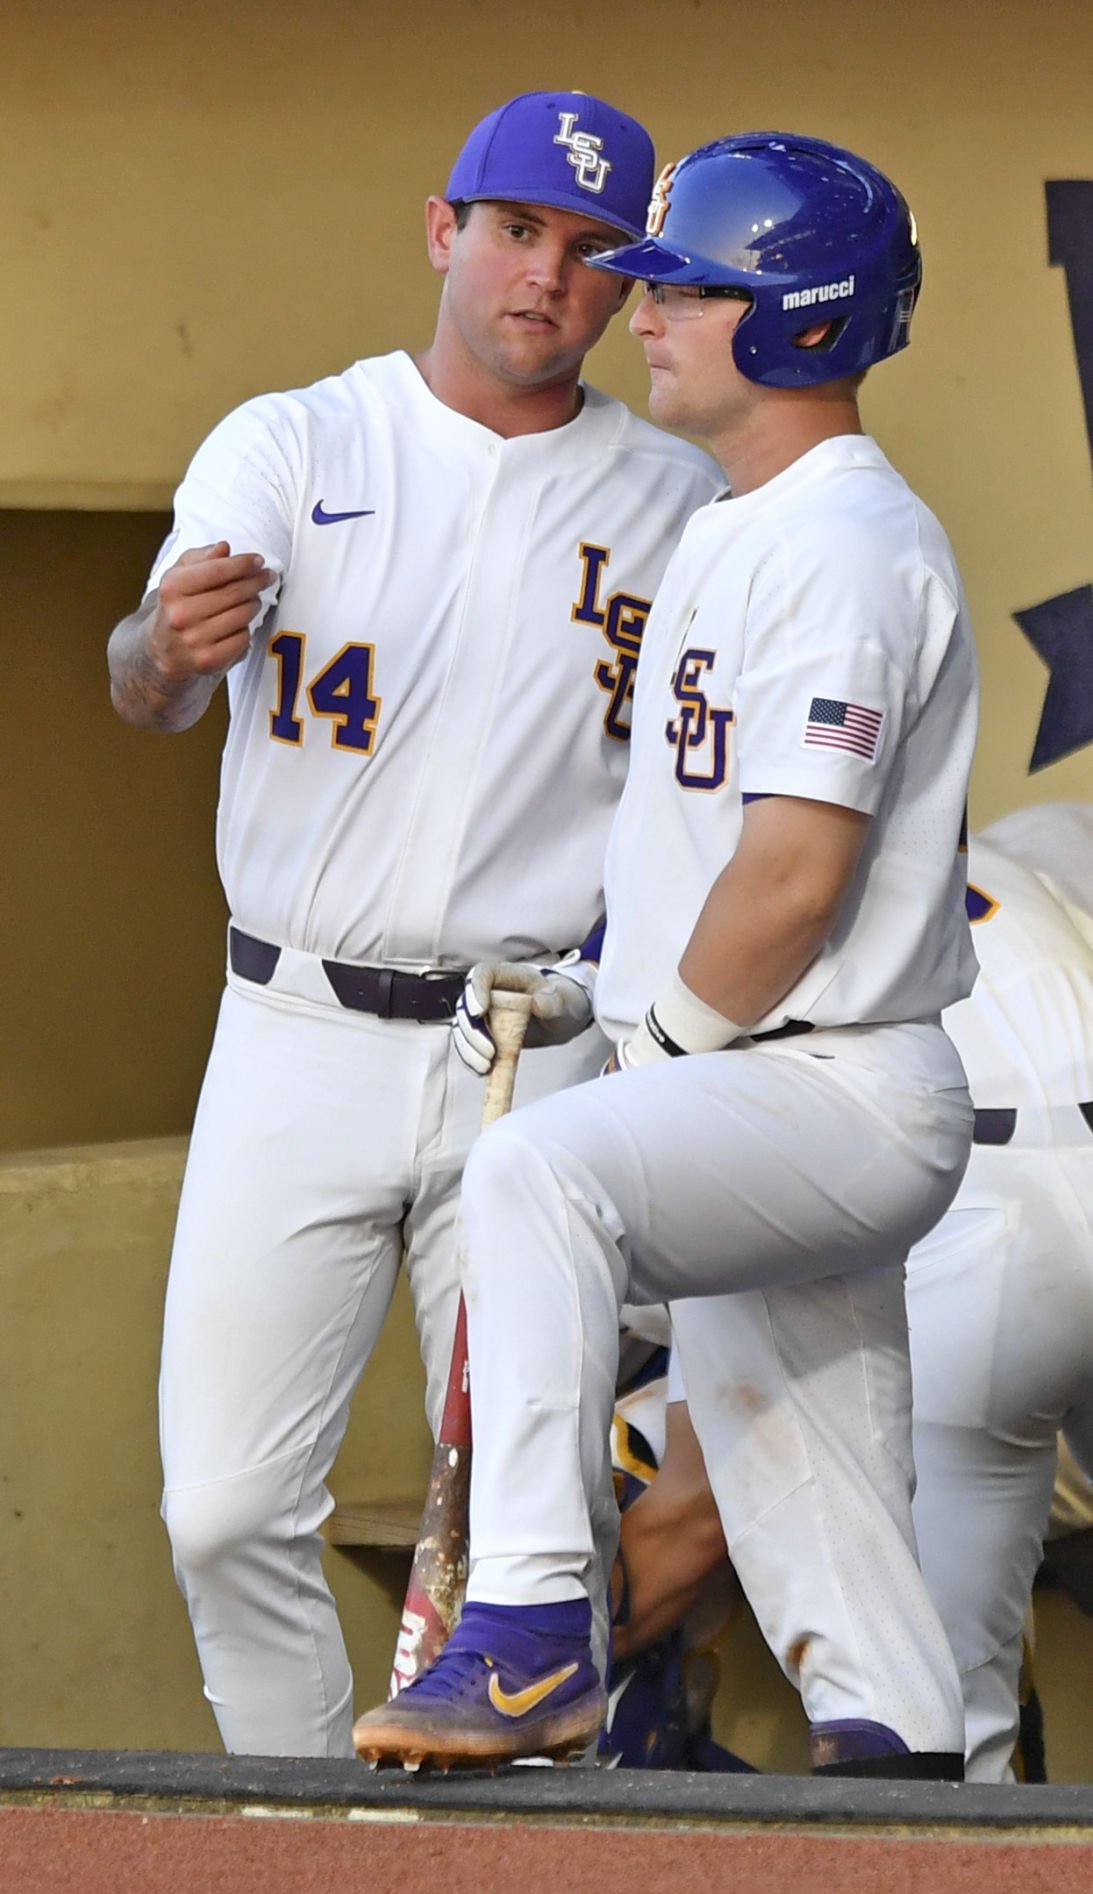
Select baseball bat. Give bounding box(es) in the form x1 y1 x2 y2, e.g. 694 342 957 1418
387 988 535 1697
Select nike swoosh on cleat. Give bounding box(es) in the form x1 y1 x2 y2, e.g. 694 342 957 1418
487 1662 579 1719
311 500 376 525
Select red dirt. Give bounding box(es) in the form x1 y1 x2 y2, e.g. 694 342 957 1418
6 1805 1093 1894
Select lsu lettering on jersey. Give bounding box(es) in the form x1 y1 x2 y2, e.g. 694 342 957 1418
596 435 979 1041
148 351 722 967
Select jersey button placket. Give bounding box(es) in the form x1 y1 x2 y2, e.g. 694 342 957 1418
381 444 511 959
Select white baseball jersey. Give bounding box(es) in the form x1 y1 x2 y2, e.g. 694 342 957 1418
979 802 1093 952
148 350 722 967
949 834 1093 1105
596 434 979 1041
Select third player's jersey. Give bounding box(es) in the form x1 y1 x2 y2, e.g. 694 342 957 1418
946 833 1093 1105
978 803 1093 953
148 351 722 966
596 434 980 1040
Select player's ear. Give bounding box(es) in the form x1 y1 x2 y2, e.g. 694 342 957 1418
425 196 459 276
792 317 860 356
612 274 635 310
793 319 835 349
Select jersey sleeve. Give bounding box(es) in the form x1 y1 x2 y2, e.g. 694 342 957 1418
146 395 303 603
733 523 920 814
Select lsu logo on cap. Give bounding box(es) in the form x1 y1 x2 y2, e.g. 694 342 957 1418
645 161 677 237
553 111 612 195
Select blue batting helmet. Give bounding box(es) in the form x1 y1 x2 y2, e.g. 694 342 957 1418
591 131 922 388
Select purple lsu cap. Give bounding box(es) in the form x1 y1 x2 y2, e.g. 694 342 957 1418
445 90 655 242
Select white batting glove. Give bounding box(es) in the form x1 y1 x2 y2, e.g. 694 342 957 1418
453 954 596 1076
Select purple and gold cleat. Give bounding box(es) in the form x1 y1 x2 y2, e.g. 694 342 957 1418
352 1600 606 1772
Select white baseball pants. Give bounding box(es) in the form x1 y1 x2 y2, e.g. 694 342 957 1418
461 1020 972 1753
159 969 609 1757
907 1118 1093 1779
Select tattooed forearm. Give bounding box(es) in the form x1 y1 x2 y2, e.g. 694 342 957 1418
106 599 221 732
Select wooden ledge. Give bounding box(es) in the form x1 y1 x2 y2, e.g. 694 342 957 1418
327 1498 422 1549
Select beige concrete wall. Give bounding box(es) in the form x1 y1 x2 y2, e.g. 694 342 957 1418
0 1138 434 1749
2 0 1090 506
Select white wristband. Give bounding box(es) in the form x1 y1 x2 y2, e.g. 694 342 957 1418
646 970 743 1056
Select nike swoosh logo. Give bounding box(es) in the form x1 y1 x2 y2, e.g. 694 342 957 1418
487 1661 579 1719
311 500 376 525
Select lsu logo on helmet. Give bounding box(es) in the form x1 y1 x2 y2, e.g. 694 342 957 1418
646 162 677 238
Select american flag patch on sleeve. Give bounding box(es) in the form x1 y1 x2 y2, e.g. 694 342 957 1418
803 697 884 761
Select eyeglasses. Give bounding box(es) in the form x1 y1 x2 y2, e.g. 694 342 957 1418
642 282 749 321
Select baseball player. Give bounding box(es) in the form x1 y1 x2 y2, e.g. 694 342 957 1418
907 812 1093 1781
353 131 979 1776
106 90 723 1758
587 817 1093 1779
976 802 1093 945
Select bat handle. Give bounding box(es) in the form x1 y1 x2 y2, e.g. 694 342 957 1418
481 989 534 1128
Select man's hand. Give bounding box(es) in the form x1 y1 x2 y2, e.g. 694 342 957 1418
453 955 595 1076
108 541 275 731
604 1035 660 1073
149 542 274 682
